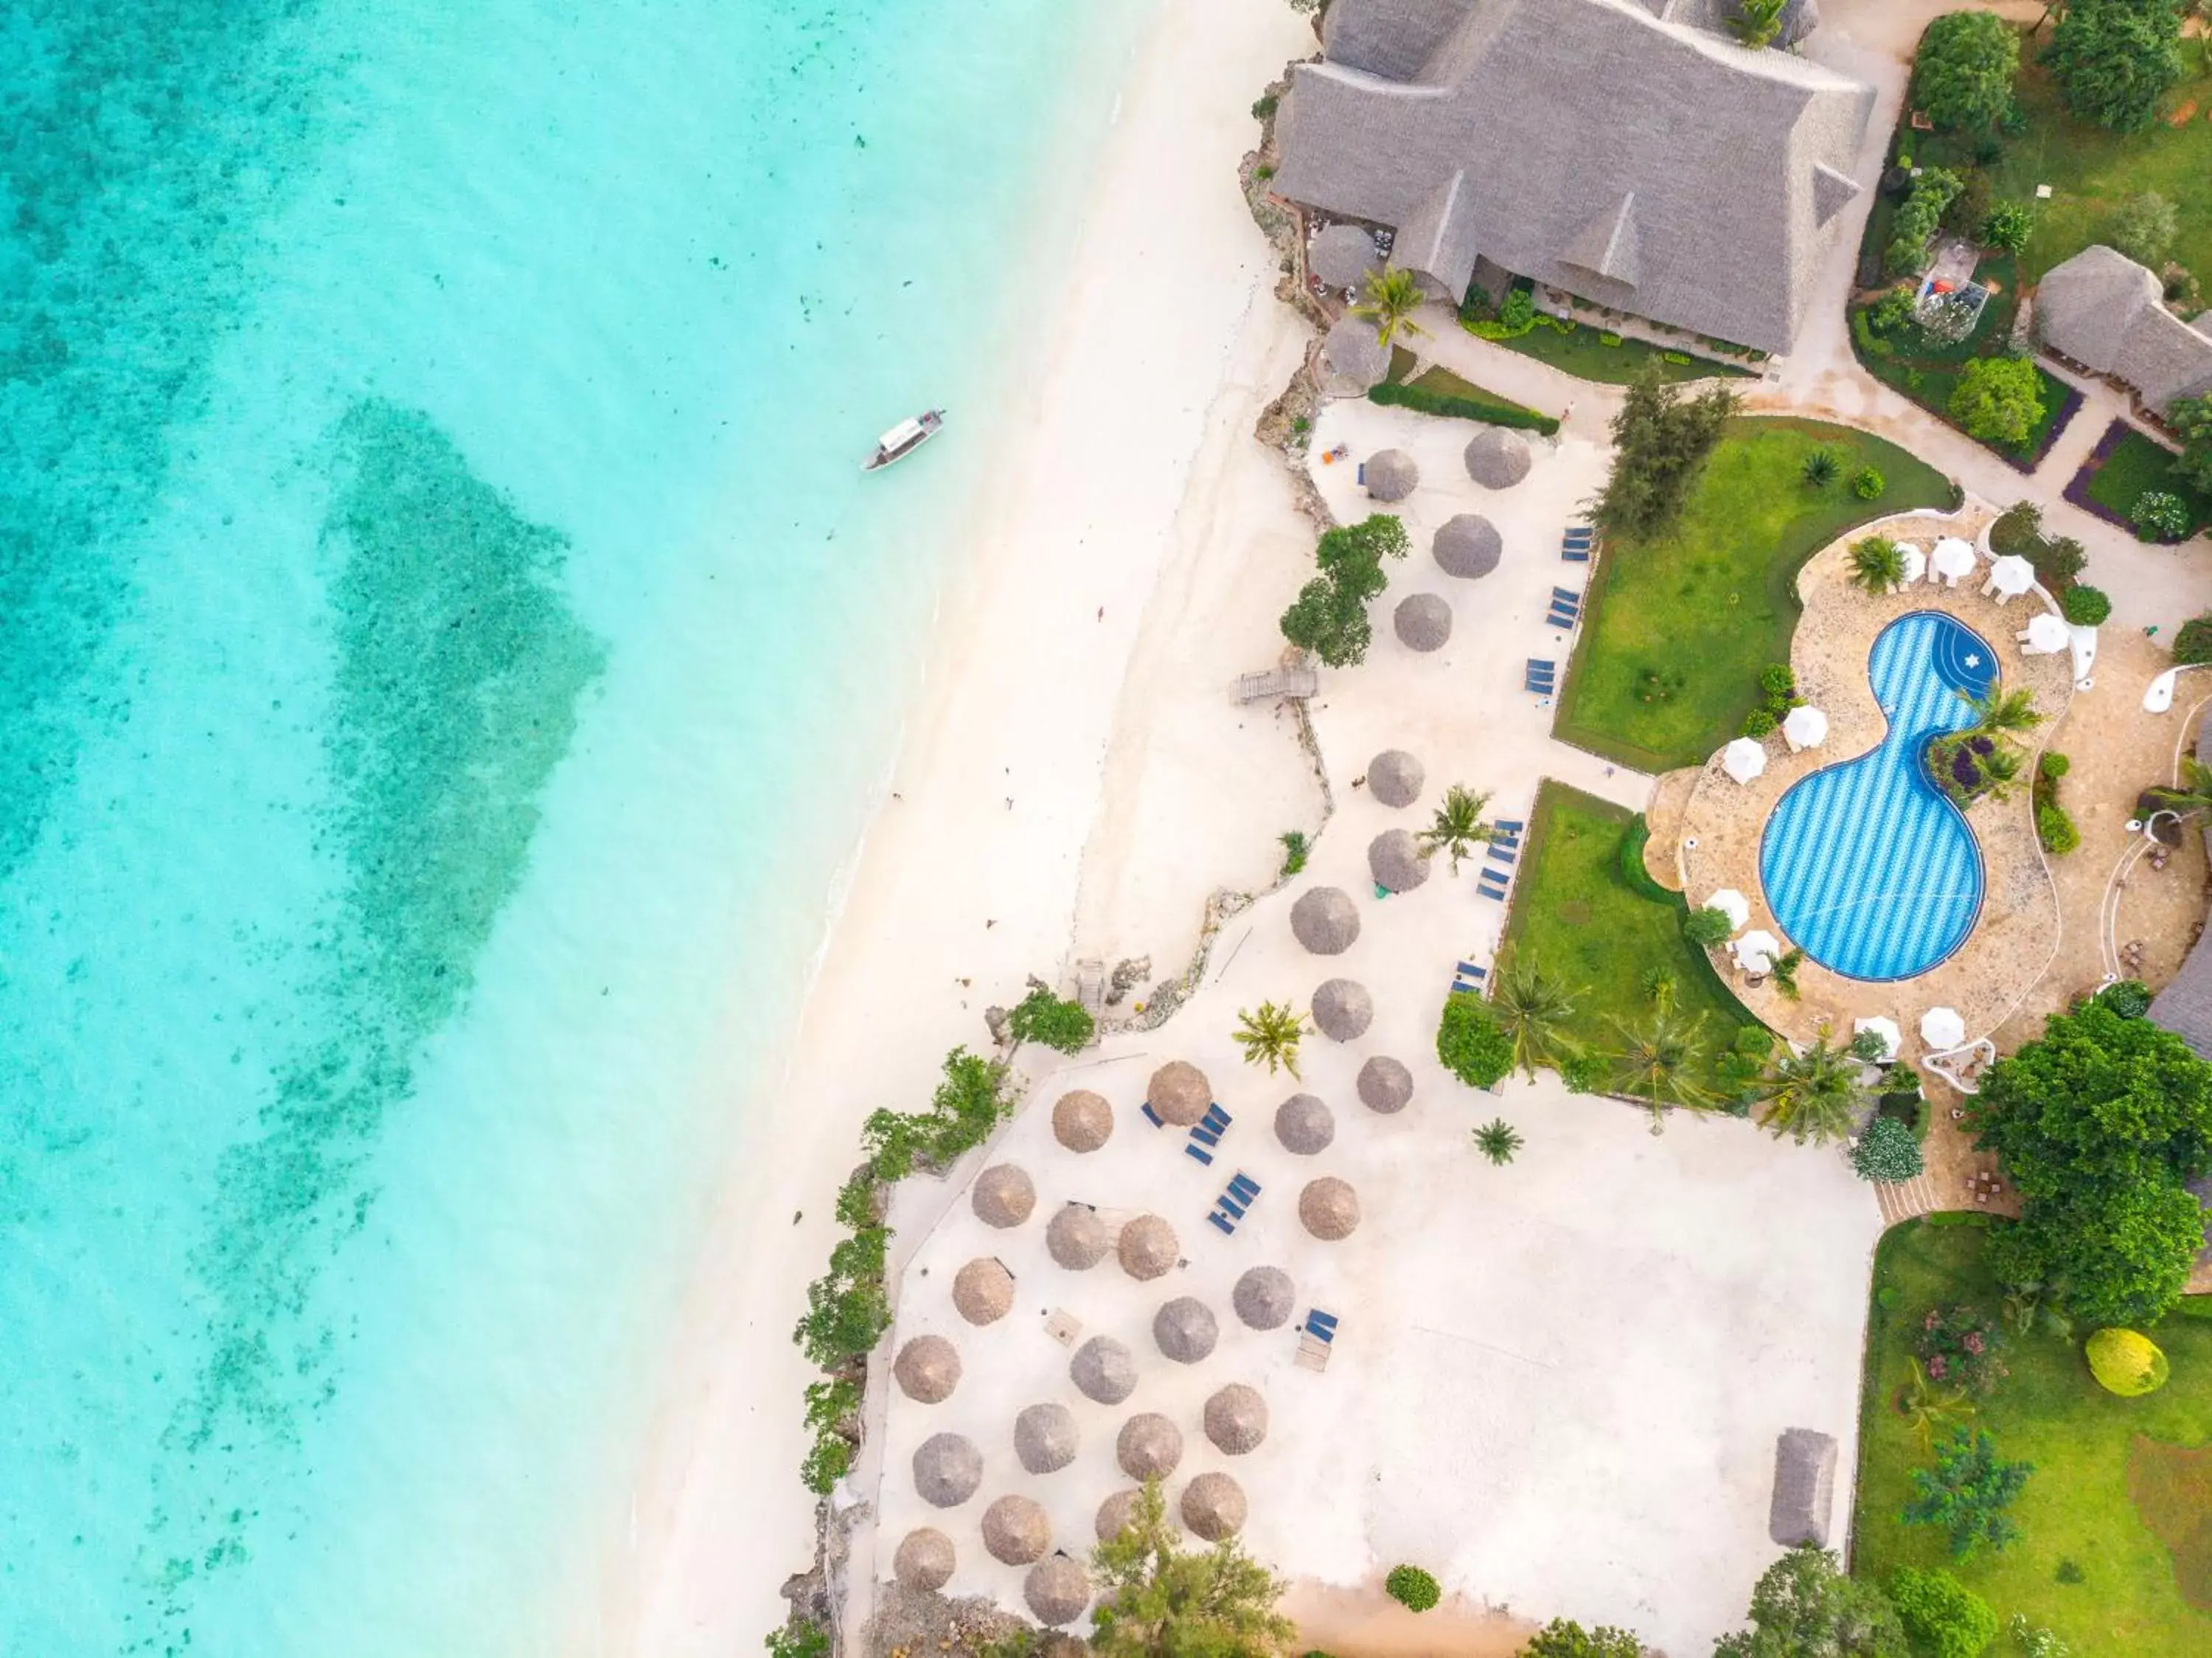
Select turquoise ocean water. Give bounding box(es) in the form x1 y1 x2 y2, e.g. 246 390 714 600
0 1 1144 1650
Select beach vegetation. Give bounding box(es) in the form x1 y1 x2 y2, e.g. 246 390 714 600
1352 266 1427 347
1089 1480 1294 1658
1711 1544 1907 1657
1007 983 1094 1054
1887 1566 1997 1658
1281 514 1408 669
1855 1117 1927 1183
1489 953 1584 1080
1371 358 1559 434
763 1617 831 1658
1518 1618 1652 1657
1681 905 1734 948
2044 0 2185 134
1385 1565 1441 1612
1278 829 1310 878
799 1376 861 1493
1850 534 1909 594
1913 11 2022 132
1948 357 2046 449
1436 993 1514 1091
1416 783 1495 873
1234 999 1308 1080
1754 1030 1868 1145
1590 359 1742 541
1903 1426 2034 1559
1472 1117 1524 1165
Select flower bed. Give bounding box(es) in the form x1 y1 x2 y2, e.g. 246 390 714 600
2062 418 2212 544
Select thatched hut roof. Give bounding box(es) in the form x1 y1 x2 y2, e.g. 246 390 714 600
893 1333 961 1404
1153 1296 1220 1364
1322 315 1390 392
1357 1055 1413 1114
1046 1203 1112 1270
1394 592 1453 652
1433 514 1501 579
1025 1554 1092 1626
1311 222 1383 290
1051 1088 1113 1153
953 1257 1015 1325
1147 1060 1211 1127
913 1432 983 1508
1274 1092 1335 1155
1181 1471 1248 1541
1233 1264 1296 1330
1070 1334 1138 1405
1204 1384 1270 1454
1311 977 1374 1042
1368 828 1431 892
1365 447 1419 502
1095 1488 1144 1543
893 1527 956 1592
1015 1402 1080 1475
1117 1214 1180 1281
1464 425 1533 488
972 1163 1036 1228
1768 1428 1838 1548
1290 885 1361 954
982 1494 1052 1565
1299 1176 1361 1240
1116 1412 1185 1480
1367 748 1424 808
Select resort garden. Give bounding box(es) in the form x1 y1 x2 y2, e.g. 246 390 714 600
1456 277 1756 385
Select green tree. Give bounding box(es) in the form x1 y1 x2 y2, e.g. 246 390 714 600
1989 499 2044 556
1490 954 1584 1079
1353 266 1428 347
1887 169 1966 276
1279 574 1372 667
1683 905 1736 948
1854 1116 1927 1182
1007 983 1094 1053
1610 1006 1717 1116
1849 534 1908 594
1592 360 1743 540
765 1617 832 1658
1888 1566 1999 1658
1419 783 1496 873
1902 1427 2033 1559
1913 11 2023 130
1385 1565 1441 1612
1439 992 1514 1089
1899 1357 1978 1453
1519 1619 1649 1658
2108 189 2180 266
1233 999 1307 1079
1089 1480 1295 1658
1947 356 2046 449
1958 684 2044 739
1980 200 2036 254
2045 0 2186 133
2168 392 2212 493
1712 1546 1909 1658
1755 1031 1867 1145
1473 1117 1524 1165
1728 0 1790 49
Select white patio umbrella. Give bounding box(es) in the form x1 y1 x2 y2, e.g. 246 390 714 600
1783 704 1829 752
1705 888 1751 932
1853 1016 1902 1063
1920 1006 1966 1050
2020 612 2069 655
1898 544 1928 584
1984 554 2034 601
1735 929 1783 976
1931 538 1977 586
1722 737 1767 784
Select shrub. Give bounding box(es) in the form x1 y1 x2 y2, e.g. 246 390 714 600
1662 350 1691 364
2085 1327 2170 1396
2038 751 2069 780
1008 984 1095 1053
1367 380 1561 436
1989 500 2042 556
1852 308 1896 360
1888 1566 1999 1658
1916 1303 2007 1396
1385 1566 1441 1612
1521 1620 1649 1658
1901 1426 2034 1558
1759 662 1796 698
1802 448 1840 488
2132 489 2191 542
2174 614 2212 665
1279 829 1310 877
1888 167 1965 276
2037 801 2080 855
1853 466 1886 500
2059 584 2110 626
1947 355 2045 449
1251 93 1279 120
1561 1050 1612 1094
2045 0 2186 136
1599 331 1624 346
765 1617 832 1658
1870 286 1920 335
1912 10 2021 131
1979 200 2034 254
2098 979 2152 1019
1683 906 1735 948
1941 168 1993 240
1437 994 1512 1089
1742 708 1777 738
2109 190 2181 268
1854 1117 1927 1182
2032 534 2086 589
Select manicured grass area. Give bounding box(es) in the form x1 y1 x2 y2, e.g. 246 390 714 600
1554 418 1958 771
2081 423 2212 537
1474 316 1752 385
1376 353 1558 430
1497 783 1757 1096
1854 1219 2212 1655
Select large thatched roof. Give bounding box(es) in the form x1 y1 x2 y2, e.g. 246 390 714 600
1368 828 1431 892
1025 1554 1092 1626
1365 446 1419 502
1312 977 1374 1042
1116 1412 1185 1480
1322 314 1391 392
1358 1055 1413 1114
972 1162 1035 1228
953 1257 1015 1325
1071 1334 1138 1405
1147 1060 1212 1127
1311 221 1384 289
1291 885 1361 954
1300 1176 1362 1240
894 1527 956 1591
894 1333 961 1404
1096 1488 1144 1543
1464 424 1533 488
1181 1471 1248 1541
913 1432 983 1508
1274 1091 1335 1155
1051 1088 1113 1153
983 1494 1052 1565
1204 1384 1270 1454
1153 1296 1220 1364
1368 747 1424 808
1118 1214 1180 1281
1015 1402 1080 1474
2038 244 2212 414
1394 592 1453 652
1234 1264 1297 1330
1433 513 1502 579
1769 1428 1838 1548
1047 1203 1112 1270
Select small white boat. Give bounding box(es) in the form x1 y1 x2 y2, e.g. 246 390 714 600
862 409 945 472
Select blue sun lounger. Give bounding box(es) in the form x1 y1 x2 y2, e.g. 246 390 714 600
1305 1308 1339 1342
1547 608 1576 629
1184 1142 1214 1165
1141 1103 1163 1128
1553 586 1583 607
1486 842 1517 866
1228 1172 1259 1201
1457 960 1488 982
1208 1210 1235 1235
1477 877 1509 903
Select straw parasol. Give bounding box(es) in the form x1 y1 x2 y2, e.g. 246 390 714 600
1987 553 2035 600
1204 1384 1270 1454
1782 706 1828 752
1322 316 1389 392
953 1258 1015 1325
894 1527 956 1592
1921 1006 1966 1050
1071 1335 1138 1405
1025 1555 1092 1626
1734 929 1782 977
1357 1055 1413 1114
1931 536 1977 585
1153 1296 1220 1363
1015 1402 1080 1474
1290 886 1360 954
1394 592 1453 652
2023 612 2069 654
1181 1471 1248 1541
913 1432 983 1508
1095 1488 1144 1543
1051 1089 1113 1153
1365 448 1419 502
1147 1061 1212 1127
1722 737 1767 784
983 1494 1052 1565
1704 888 1750 932
1853 1016 1902 1063
1433 513 1502 579
1311 978 1374 1042
1464 426 1533 488
1367 749 1424 808
1310 223 1382 290
1118 1213 1180 1280
1299 1176 1360 1241
894 1334 961 1404
1368 828 1432 893
1116 1412 1185 1480
973 1163 1036 1228
1274 1092 1335 1154
1047 1203 1112 1270
1233 1264 1295 1330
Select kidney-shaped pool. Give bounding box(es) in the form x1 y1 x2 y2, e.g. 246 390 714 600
1759 611 1997 982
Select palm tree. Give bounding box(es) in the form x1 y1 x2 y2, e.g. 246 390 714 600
1753 1030 1865 1145
1610 1007 1717 1120
1801 449 1839 489
1770 947 1804 1001
1418 784 1495 873
2151 756 2212 819
1958 685 2044 739
1352 267 1427 347
1848 535 1907 594
1491 954 1583 1078
1900 1358 1977 1453
1233 1000 1307 1079
1979 744 2025 801
1472 1118 1524 1165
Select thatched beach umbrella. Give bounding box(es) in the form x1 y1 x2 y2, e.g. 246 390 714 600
1147 1061 1211 1128
972 1163 1035 1229
1047 1203 1111 1270
894 1333 961 1404
982 1494 1052 1565
1311 978 1374 1042
1274 1092 1335 1155
1096 1488 1144 1543
1015 1402 1080 1474
1322 315 1390 393
1071 1334 1139 1404
1204 1384 1270 1455
1358 1055 1413 1114
1433 514 1502 579
1365 448 1419 502
1116 1412 1184 1480
953 1257 1015 1325
1367 749 1424 808
1464 426 1533 488
1310 223 1382 291
1153 1296 1220 1364
894 1527 956 1592
1290 886 1360 954
1052 1089 1113 1153
1394 592 1453 653
913 1432 984 1508
1233 1265 1295 1330
1181 1471 1248 1541
1025 1555 1092 1627
1368 829 1431 892
1118 1214 1180 1281
1299 1176 1361 1241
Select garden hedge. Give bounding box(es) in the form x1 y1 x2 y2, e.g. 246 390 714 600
1368 379 1560 436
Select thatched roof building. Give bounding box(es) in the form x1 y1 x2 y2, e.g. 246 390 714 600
983 1494 1052 1564
1768 1427 1837 1547
1024 1555 1092 1626
1312 977 1374 1041
1118 1214 1180 1280
1051 1088 1114 1153
972 1162 1036 1228
1071 1334 1138 1405
1181 1471 1248 1541
1047 1202 1112 1270
893 1333 961 1404
1322 314 1390 392
1234 1264 1296 1330
1367 747 1424 808
1153 1296 1220 1363
1358 1054 1414 1114
2037 244 2212 415
1116 1412 1185 1479
1311 221 1384 290
953 1257 1015 1325
913 1432 983 1508
1365 447 1419 501
1275 1092 1336 1155
1368 828 1431 892
1204 1384 1270 1454
2151 707 2212 1058
1464 426 1533 488
1291 885 1361 954
1300 1176 1362 1240
893 1526 956 1591
1147 1060 1212 1127
1433 513 1502 578
1015 1402 1080 1474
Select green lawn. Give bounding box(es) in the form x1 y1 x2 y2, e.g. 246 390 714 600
1384 354 1552 422
2081 424 2212 537
1554 418 1958 771
1496 783 1758 1098
1473 315 1753 385
1854 1220 2212 1655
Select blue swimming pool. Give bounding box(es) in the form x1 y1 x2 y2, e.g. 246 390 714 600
1759 611 1996 982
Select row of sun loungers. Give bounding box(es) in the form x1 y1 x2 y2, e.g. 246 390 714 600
1562 524 1594 562
1526 657 1556 696
1208 1170 1262 1235
1183 1101 1232 1165
1452 959 1487 998
1476 819 1524 903
1295 1305 1342 1371
1547 583 1583 630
